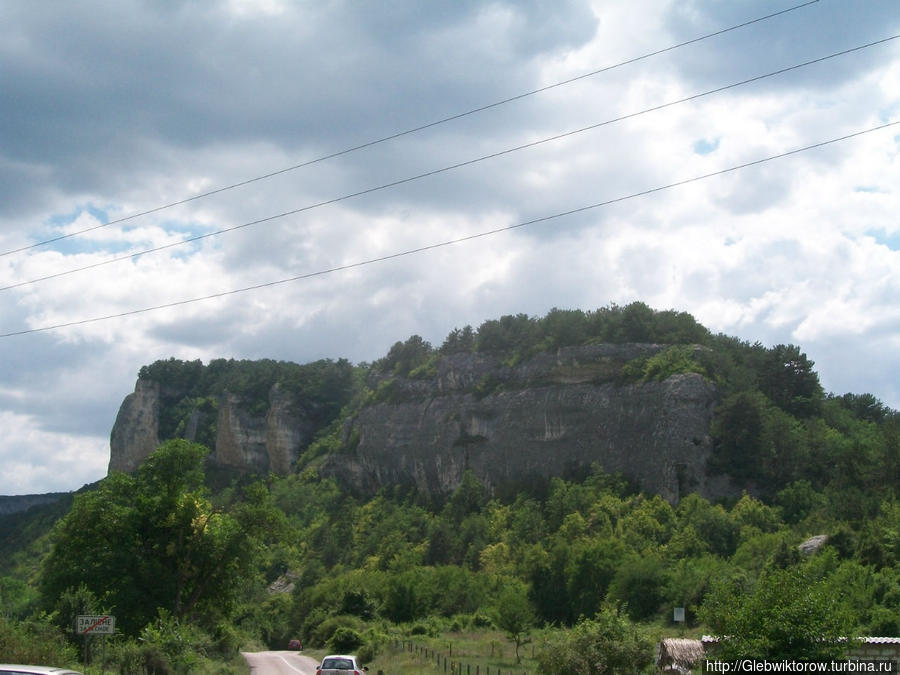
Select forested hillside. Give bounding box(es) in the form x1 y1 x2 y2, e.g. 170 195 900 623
2 303 898 673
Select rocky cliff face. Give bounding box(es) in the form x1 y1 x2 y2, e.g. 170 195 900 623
108 381 315 475
109 345 733 502
323 345 733 502
109 379 160 474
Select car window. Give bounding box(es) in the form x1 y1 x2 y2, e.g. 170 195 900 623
321 658 353 669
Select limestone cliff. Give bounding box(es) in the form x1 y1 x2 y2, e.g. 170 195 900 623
108 381 315 475
109 379 160 474
323 345 733 502
109 345 733 502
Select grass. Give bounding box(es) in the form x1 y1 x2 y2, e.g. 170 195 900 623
366 629 539 675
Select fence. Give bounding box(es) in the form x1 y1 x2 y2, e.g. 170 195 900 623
393 639 529 675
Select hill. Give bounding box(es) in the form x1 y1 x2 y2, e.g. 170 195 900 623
3 303 898 672
109 302 898 506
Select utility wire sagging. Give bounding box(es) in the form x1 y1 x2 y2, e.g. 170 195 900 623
2 33 896 294
2 119 896 338
0 0 820 257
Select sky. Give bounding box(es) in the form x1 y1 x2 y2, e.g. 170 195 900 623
1 0 899 495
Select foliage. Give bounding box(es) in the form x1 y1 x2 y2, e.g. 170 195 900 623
139 608 212 673
629 345 709 382
0 615 78 667
534 608 653 674
699 560 855 661
374 335 434 376
4 303 900 670
491 581 535 663
139 356 357 444
329 625 365 652
40 440 287 636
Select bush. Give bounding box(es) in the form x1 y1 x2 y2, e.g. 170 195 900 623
0 615 78 667
607 556 666 621
308 614 362 648
356 642 376 664
409 622 429 635
535 609 652 675
139 609 211 674
328 626 364 652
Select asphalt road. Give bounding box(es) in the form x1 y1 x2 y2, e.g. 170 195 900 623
242 650 320 674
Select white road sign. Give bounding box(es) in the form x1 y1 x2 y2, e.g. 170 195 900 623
76 615 115 635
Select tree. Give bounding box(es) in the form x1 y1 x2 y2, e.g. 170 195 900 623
440 325 476 354
493 582 535 664
40 440 286 635
758 344 823 418
535 608 652 675
699 562 854 661
377 335 433 376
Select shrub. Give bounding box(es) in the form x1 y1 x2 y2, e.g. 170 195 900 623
535 608 652 675
329 626 364 652
356 642 376 664
308 614 362 648
0 615 78 667
139 609 211 674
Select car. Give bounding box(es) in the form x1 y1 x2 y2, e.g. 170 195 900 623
315 654 368 674
287 638 302 650
0 667 83 675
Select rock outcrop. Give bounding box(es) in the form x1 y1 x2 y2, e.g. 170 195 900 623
323 344 732 502
108 381 315 475
109 379 160 474
109 345 734 502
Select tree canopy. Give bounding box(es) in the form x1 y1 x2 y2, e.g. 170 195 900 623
40 440 286 635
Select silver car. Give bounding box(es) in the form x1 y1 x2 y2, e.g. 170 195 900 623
315 654 368 674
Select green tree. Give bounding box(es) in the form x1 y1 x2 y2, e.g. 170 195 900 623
607 555 666 621
440 325 476 354
535 608 652 674
699 562 854 661
566 538 626 620
40 440 285 635
492 581 535 663
758 344 823 418
375 335 433 376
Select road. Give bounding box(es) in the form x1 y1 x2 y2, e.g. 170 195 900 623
242 650 320 674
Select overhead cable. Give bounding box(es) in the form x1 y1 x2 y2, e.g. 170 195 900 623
0 0 820 258
3 32 896 293
2 118 896 339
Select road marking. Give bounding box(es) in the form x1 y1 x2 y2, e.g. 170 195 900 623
277 655 308 673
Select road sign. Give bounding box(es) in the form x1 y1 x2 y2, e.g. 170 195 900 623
76 615 115 635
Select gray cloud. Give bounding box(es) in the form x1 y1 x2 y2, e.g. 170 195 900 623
1 0 898 494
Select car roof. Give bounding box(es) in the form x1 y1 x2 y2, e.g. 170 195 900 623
0 667 83 675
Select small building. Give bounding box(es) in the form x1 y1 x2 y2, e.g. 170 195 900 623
697 635 900 670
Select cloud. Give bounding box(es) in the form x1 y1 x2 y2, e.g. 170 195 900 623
1 0 899 494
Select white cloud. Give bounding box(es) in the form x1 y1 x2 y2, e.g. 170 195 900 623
0 411 108 494
1 0 899 494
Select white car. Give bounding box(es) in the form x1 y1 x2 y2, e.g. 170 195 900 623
0 667 83 675
315 654 368 674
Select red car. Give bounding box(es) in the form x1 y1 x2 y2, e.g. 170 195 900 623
287 639 302 650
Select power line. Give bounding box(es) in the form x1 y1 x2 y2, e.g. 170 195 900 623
4 33 896 294
3 119 896 339
0 0 820 258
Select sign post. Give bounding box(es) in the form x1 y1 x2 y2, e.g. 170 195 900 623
76 615 115 669
76 615 115 635
674 607 685 636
